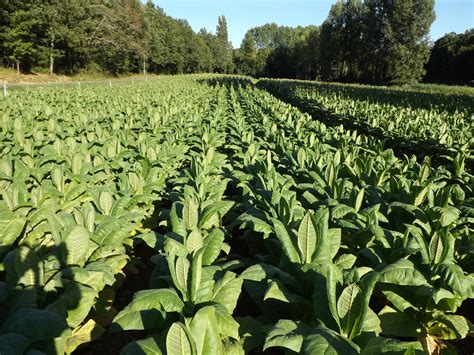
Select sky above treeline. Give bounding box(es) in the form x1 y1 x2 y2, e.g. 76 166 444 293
153 0 474 47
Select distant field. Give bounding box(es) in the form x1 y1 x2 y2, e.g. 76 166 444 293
258 78 474 165
0 75 472 355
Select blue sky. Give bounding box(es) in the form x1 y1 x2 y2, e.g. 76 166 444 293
153 0 474 47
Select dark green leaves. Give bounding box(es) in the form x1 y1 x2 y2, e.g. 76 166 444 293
111 289 184 332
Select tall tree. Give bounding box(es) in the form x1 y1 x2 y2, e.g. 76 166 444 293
320 0 365 82
198 28 220 72
215 15 232 73
362 0 436 84
2 6 40 73
425 29 474 84
123 0 150 75
35 0 74 75
236 32 257 76
238 24 322 79
319 1 344 81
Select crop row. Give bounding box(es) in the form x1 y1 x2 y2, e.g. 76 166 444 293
105 79 473 354
258 79 473 169
0 76 473 355
0 78 224 353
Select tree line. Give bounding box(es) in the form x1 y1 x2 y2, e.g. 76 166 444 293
425 29 474 85
0 0 233 75
235 0 439 85
234 0 472 86
1 0 472 85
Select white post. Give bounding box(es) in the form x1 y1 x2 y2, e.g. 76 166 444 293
109 80 112 88
132 79 134 85
2 83 6 97
78 81 81 88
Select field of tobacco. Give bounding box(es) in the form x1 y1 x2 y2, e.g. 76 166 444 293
0 76 473 355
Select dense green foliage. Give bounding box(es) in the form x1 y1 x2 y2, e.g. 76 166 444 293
259 78 474 163
2 0 468 85
425 29 474 85
238 0 436 84
0 76 473 354
0 0 233 75
234 23 320 80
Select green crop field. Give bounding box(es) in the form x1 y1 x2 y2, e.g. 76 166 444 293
0 75 473 355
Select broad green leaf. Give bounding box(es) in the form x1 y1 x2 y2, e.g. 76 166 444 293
429 229 454 265
271 218 300 263
428 314 470 340
14 246 43 287
0 213 26 246
166 322 193 355
404 224 429 264
238 214 272 235
335 254 357 270
338 284 362 337
327 228 341 261
1 309 67 342
175 256 191 296
214 304 240 340
200 201 234 229
189 306 222 355
99 191 114 215
194 267 217 304
128 172 142 192
51 166 64 192
170 203 186 237
263 280 291 303
65 283 98 328
187 229 203 253
121 336 163 355
91 217 126 247
360 308 382 335
211 271 243 313
71 152 83 175
240 263 271 282
331 204 356 219
429 232 444 265
189 250 203 303
378 306 421 338
350 273 379 339
164 238 188 258
65 319 105 354
436 263 474 297
437 207 460 227
183 198 198 230
62 226 90 267
301 326 359 355
85 208 95 233
111 289 184 332
414 185 430 207
201 228 225 265
297 212 316 264
314 263 343 331
311 208 331 264
355 188 365 212
236 316 267 353
381 288 417 313
379 259 427 286
264 319 310 353
137 231 159 249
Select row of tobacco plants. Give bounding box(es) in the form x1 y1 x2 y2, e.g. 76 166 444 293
0 76 472 354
